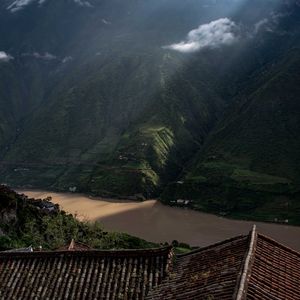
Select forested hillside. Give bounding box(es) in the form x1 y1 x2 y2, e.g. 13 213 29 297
0 185 155 250
0 0 300 223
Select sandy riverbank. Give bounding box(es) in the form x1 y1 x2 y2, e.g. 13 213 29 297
20 190 300 250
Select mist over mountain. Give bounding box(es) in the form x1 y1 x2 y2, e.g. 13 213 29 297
0 0 300 223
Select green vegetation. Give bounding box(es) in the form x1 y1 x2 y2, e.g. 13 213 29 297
171 240 194 254
0 0 300 225
161 164 300 225
0 186 156 251
161 46 300 225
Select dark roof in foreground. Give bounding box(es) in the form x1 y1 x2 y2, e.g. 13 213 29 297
147 226 300 300
0 247 173 300
1 226 300 299
246 233 300 300
147 235 249 300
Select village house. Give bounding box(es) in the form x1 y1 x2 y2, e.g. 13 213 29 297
176 199 191 206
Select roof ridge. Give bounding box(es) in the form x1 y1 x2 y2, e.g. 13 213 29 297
177 234 247 258
68 239 75 250
0 246 173 258
258 233 300 256
234 225 257 300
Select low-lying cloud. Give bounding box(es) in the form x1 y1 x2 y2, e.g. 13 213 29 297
22 52 57 60
0 51 13 62
165 18 239 53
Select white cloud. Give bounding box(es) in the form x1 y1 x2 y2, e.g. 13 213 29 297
164 18 239 53
0 51 14 62
7 0 92 12
7 0 46 12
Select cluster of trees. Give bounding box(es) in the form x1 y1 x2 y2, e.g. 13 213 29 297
0 186 155 250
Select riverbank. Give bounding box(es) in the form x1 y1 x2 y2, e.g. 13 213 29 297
20 189 300 251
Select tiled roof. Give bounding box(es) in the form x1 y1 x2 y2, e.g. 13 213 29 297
243 233 300 300
147 235 249 300
147 226 300 300
1 227 299 299
0 247 173 300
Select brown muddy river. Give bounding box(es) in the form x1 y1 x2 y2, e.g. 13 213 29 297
20 190 300 251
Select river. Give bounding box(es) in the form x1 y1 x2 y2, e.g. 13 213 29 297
20 190 300 251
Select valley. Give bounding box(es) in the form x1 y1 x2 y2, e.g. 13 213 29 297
1 0 300 226
1 1 300 298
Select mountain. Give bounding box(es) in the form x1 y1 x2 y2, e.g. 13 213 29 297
0 0 300 223
161 1 300 224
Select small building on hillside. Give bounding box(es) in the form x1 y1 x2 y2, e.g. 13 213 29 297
69 186 77 193
0 226 299 299
176 199 191 207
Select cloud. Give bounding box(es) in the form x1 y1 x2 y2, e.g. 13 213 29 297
73 0 92 7
254 19 269 33
164 18 239 53
33 52 56 60
102 19 111 25
270 11 290 23
7 0 92 12
7 0 46 12
253 11 292 35
22 52 57 60
62 56 73 63
8 0 35 12
0 51 14 62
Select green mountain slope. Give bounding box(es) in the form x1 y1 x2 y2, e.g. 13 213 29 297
0 0 300 223
0 0 231 196
162 44 300 224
